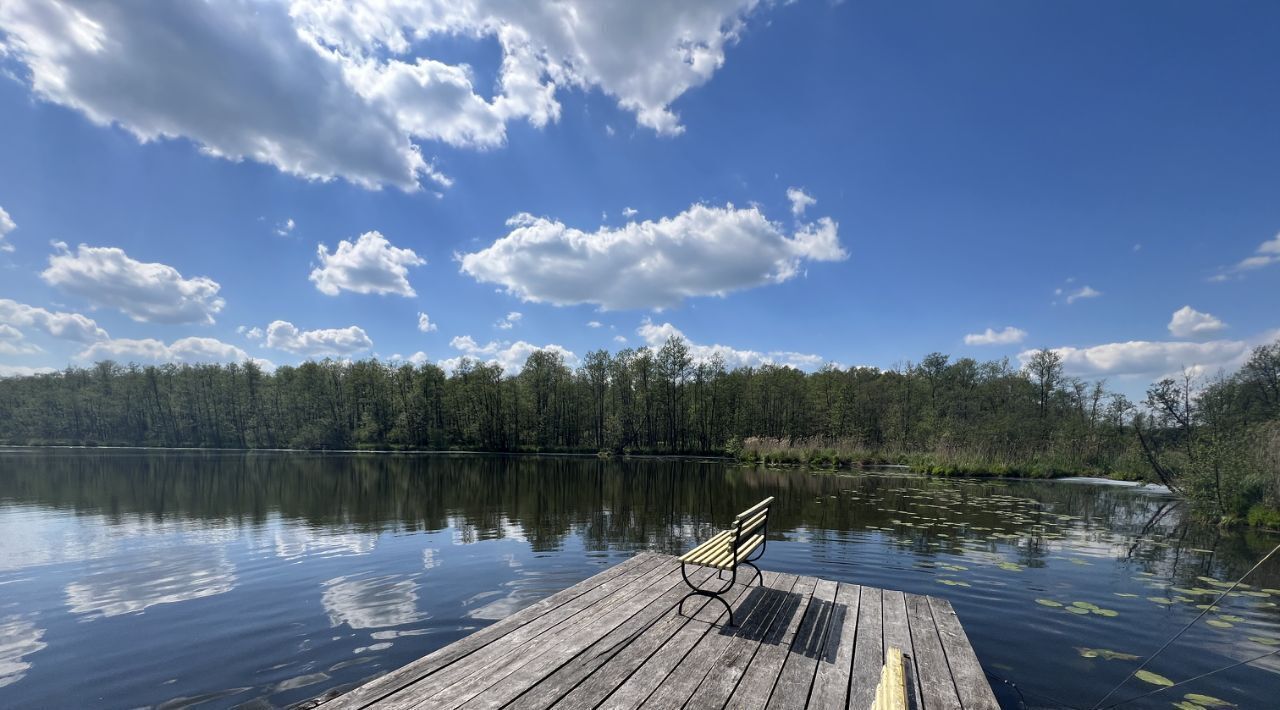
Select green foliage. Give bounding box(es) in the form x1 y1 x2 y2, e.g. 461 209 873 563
1246 504 1280 530
0 338 1275 515
1140 341 1280 526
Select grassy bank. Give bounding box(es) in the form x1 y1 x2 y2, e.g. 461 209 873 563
730 436 1150 480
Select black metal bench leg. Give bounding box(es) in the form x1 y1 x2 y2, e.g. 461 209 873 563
741 561 762 587
678 561 737 627
678 590 736 627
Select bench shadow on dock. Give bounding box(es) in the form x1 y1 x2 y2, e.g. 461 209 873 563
316 552 998 709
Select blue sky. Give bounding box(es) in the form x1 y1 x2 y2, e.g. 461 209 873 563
0 0 1277 396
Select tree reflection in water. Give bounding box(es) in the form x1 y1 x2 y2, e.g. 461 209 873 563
1 449 1279 708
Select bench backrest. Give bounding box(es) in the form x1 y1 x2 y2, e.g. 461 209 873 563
732 496 774 551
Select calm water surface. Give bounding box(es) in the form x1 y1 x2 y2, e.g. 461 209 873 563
1 449 1279 709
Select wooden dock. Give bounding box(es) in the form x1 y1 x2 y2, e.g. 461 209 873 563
322 552 998 709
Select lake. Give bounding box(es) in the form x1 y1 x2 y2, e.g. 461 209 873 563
1 449 1278 709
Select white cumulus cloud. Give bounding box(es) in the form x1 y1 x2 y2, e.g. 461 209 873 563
496 311 522 330
0 299 108 342
0 324 41 355
964 326 1027 346
458 198 847 310
275 218 296 236
292 0 770 137
390 351 430 366
417 312 438 333
0 364 56 378
265 320 373 357
0 0 778 190
0 0 442 191
1064 285 1102 304
443 335 576 375
1168 306 1226 339
0 205 15 252
237 325 264 341
1019 338 1252 380
1217 233 1280 278
786 187 816 216
637 320 825 370
40 245 224 324
310 231 425 297
77 336 268 367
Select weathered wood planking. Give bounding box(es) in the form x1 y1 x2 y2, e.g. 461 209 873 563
322 553 997 709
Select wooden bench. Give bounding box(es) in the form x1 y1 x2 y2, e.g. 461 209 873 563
676 497 774 626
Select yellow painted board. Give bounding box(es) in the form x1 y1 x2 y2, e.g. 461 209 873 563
739 510 768 536
872 647 907 710
736 497 775 521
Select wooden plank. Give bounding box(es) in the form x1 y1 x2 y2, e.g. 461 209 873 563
323 552 655 709
551 574 749 710
463 564 715 709
593 579 757 710
766 578 839 710
500 566 719 709
724 576 818 710
927 597 998 710
324 556 997 710
364 555 671 710
806 583 860 709
847 587 883 710
413 560 685 709
644 573 789 708
904 594 961 710
880 591 923 708
683 573 800 709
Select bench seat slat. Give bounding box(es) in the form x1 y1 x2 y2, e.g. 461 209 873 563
679 531 733 563
739 509 768 537
735 533 764 562
680 498 772 571
735 496 775 521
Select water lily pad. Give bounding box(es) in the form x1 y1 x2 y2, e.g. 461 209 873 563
1135 670 1174 686
1065 606 1091 615
1172 701 1201 710
997 561 1023 572
1114 592 1140 598
1205 619 1233 628
1148 596 1176 604
1035 599 1063 607
1091 608 1119 617
1075 647 1138 661
1072 601 1100 610
1183 693 1236 708
1217 614 1245 623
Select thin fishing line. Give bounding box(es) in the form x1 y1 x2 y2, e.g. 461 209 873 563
1097 648 1280 709
1088 539 1280 709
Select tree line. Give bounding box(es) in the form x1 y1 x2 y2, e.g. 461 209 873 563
1138 340 1280 524
0 335 1276 521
